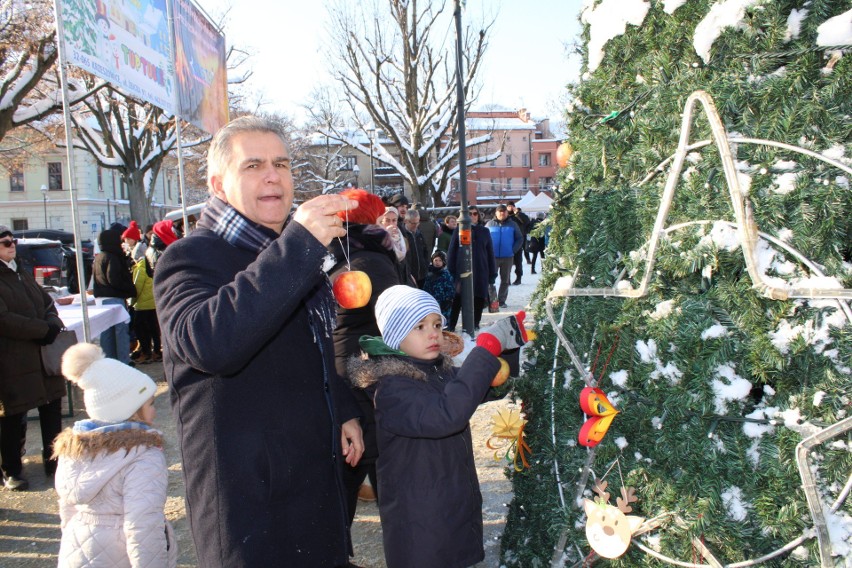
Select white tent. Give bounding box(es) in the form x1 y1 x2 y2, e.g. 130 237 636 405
513 191 537 209
516 191 553 213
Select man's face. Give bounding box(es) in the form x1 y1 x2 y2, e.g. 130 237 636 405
404 215 419 233
396 203 409 217
210 132 294 233
507 205 516 214
496 209 508 221
446 217 458 230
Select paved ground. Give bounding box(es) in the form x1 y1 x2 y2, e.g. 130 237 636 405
0 263 540 567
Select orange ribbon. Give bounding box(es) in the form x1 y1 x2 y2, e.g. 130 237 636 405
487 408 532 471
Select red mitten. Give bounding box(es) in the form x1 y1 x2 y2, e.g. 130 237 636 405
476 311 529 356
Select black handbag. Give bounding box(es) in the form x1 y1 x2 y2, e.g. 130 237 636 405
41 330 78 376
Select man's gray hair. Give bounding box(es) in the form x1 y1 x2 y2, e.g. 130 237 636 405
207 116 290 190
405 210 420 222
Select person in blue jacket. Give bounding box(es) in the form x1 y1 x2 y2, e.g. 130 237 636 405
485 204 523 308
154 116 364 568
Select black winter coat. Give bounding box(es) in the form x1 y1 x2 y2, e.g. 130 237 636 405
446 224 497 299
93 228 135 299
329 224 402 464
0 261 65 416
154 222 360 568
349 348 500 568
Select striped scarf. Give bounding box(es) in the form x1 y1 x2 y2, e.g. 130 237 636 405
196 196 280 255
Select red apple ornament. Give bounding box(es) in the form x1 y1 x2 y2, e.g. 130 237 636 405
332 270 372 309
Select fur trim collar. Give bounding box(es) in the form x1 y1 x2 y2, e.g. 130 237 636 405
52 427 164 460
347 353 454 389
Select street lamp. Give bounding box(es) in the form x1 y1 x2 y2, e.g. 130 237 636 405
41 184 48 227
367 126 376 193
353 163 361 188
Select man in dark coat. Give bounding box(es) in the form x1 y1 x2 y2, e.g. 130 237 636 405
506 201 530 285
154 116 363 568
446 207 497 331
0 226 66 490
403 209 430 288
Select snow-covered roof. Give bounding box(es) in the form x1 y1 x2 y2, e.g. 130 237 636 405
466 118 537 131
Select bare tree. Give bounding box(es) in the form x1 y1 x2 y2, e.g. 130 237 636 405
297 87 360 196
45 81 207 225
0 0 103 144
319 0 497 206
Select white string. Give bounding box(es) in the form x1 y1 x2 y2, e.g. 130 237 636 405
335 207 352 271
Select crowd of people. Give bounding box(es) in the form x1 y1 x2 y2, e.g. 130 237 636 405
0 114 548 567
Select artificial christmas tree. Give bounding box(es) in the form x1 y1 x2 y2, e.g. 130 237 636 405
501 1 852 566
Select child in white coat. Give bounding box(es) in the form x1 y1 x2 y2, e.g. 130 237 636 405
53 343 176 568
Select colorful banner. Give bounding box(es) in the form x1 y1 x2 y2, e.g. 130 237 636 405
172 0 228 134
59 0 175 113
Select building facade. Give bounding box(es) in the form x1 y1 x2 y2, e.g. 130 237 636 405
457 107 559 205
1 149 183 238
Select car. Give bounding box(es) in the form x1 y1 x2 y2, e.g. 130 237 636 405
14 238 66 289
12 229 94 256
14 229 95 293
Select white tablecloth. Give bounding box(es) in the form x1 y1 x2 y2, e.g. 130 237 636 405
57 301 131 342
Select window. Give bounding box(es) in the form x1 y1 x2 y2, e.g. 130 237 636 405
12 219 28 230
522 154 529 167
97 167 103 192
48 162 63 190
505 155 512 167
10 170 24 192
339 156 356 171
523 178 528 191
506 178 513 191
539 153 551 167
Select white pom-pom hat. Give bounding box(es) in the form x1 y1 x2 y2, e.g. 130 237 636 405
61 343 157 423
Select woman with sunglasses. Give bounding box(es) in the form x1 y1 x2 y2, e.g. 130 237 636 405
0 225 67 491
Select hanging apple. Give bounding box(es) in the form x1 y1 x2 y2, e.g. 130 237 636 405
556 142 574 168
491 357 510 386
332 270 372 309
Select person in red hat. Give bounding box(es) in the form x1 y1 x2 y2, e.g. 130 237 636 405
121 221 146 261
152 220 178 247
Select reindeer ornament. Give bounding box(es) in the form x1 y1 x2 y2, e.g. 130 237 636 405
583 480 645 559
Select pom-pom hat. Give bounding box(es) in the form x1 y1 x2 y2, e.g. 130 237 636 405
121 220 142 241
375 285 445 350
152 219 178 246
61 343 157 423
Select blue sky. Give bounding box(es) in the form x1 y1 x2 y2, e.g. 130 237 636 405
200 0 584 124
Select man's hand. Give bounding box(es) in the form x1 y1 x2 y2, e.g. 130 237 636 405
340 418 364 467
293 194 359 246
